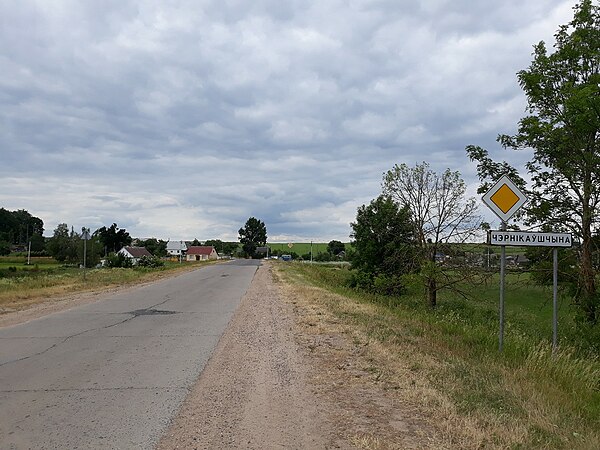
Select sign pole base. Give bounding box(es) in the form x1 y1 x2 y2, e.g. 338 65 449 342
499 221 506 352
553 248 558 354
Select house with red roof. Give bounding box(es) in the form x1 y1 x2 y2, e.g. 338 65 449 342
186 246 219 261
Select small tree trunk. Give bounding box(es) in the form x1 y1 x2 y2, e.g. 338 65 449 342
581 213 597 323
428 277 437 308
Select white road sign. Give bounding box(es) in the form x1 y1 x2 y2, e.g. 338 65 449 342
489 231 573 247
482 175 527 222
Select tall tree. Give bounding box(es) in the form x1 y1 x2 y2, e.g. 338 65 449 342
12 209 44 244
0 208 18 244
136 238 167 257
467 0 600 323
238 217 267 258
95 223 132 254
46 223 79 263
0 208 44 245
382 162 481 307
204 239 239 256
327 240 346 256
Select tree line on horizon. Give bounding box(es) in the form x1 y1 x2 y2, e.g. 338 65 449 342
0 212 243 267
0 208 45 255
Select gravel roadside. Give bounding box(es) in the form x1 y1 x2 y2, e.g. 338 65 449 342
159 261 434 449
158 261 330 449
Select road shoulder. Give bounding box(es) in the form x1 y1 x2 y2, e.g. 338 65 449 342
158 261 328 449
160 261 435 449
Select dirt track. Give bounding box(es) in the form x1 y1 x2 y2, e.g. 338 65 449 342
158 262 433 449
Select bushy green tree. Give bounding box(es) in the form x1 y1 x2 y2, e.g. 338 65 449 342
204 239 239 256
95 223 132 254
350 195 418 295
0 208 44 246
136 238 167 258
46 224 79 263
238 217 267 258
0 241 10 256
327 240 345 257
80 234 103 268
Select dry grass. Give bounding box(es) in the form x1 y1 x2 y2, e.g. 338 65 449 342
275 264 600 449
0 261 216 314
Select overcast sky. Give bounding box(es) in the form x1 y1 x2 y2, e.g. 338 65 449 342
0 0 575 242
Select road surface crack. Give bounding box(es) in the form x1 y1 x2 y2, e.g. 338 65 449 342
1 314 138 367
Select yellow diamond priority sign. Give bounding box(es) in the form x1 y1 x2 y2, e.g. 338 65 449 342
482 175 527 222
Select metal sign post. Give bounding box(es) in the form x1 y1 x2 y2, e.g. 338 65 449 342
499 221 506 352
488 229 571 352
553 248 558 353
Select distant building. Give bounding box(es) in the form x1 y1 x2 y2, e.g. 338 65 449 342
186 246 219 261
118 246 152 265
167 240 187 257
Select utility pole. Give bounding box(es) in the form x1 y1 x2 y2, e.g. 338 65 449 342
82 227 90 280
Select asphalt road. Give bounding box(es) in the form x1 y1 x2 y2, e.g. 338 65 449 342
0 259 259 449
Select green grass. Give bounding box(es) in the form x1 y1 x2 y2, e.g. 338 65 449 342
278 263 600 449
0 256 61 269
268 242 352 256
457 242 526 256
267 241 520 260
0 260 215 313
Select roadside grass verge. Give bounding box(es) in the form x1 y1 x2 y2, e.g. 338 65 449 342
0 256 61 270
0 261 216 314
276 262 600 449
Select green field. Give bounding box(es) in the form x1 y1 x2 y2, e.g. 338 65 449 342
268 242 352 256
267 242 522 258
277 263 600 448
0 256 62 270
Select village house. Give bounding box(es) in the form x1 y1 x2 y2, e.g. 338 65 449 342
186 246 219 261
166 240 187 257
118 246 153 265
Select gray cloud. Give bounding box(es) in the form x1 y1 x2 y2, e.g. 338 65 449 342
0 0 574 240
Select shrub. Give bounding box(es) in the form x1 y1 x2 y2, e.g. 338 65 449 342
372 274 406 296
347 270 407 296
137 256 164 268
106 253 133 268
347 270 374 291
315 252 333 262
0 241 10 256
